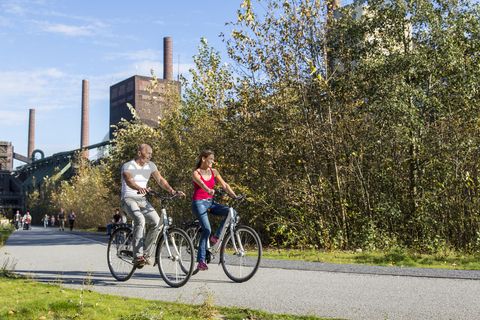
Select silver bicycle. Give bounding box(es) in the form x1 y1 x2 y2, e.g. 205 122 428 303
107 192 194 287
184 191 262 282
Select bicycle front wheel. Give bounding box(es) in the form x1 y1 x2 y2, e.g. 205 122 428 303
220 225 262 283
107 227 135 281
156 227 194 288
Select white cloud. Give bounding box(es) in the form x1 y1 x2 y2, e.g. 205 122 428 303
42 68 65 78
0 68 79 128
132 60 163 75
39 10 108 26
0 110 26 126
0 59 195 129
0 16 12 27
0 68 66 96
129 60 195 79
106 49 162 62
2 0 27 16
39 22 94 37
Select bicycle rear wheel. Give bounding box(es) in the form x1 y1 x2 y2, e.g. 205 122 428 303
220 225 262 283
107 227 135 281
156 227 194 287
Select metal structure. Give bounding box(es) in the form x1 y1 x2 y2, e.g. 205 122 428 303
15 141 110 191
0 142 13 171
0 170 23 216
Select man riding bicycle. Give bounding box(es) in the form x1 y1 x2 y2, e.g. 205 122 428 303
121 143 184 267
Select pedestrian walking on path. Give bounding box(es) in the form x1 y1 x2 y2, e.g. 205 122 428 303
68 211 76 231
41 214 49 228
58 208 66 231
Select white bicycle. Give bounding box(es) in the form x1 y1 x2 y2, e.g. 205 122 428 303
184 191 262 282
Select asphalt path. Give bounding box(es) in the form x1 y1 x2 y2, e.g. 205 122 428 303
1 227 480 319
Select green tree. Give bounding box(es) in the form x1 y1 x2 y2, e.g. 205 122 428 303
52 156 117 228
223 0 480 251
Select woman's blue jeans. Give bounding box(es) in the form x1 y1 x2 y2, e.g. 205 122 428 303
192 199 235 263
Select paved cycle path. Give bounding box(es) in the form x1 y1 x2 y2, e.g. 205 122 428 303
1 227 480 320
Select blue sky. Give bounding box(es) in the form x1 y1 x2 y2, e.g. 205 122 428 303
0 0 241 165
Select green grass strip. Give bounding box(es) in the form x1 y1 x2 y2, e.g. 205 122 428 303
262 247 480 270
0 277 327 320
0 225 13 247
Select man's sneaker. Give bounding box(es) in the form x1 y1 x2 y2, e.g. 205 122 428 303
196 261 208 271
133 256 146 268
209 235 219 245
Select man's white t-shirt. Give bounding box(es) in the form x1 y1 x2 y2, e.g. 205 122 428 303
121 160 158 199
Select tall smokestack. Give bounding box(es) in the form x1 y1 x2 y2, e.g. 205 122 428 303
81 79 89 158
28 108 35 159
163 36 173 80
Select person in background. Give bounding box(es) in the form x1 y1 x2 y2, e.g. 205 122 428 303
41 214 49 228
14 210 21 230
23 210 32 230
106 208 123 236
58 208 66 231
68 211 76 231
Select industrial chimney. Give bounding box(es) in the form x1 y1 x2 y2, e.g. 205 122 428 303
81 79 89 158
27 108 35 159
163 37 173 80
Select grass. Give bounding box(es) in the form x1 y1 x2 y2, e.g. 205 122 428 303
0 277 326 320
0 224 13 247
262 247 480 270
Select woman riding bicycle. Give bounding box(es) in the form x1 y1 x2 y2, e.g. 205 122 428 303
192 149 238 271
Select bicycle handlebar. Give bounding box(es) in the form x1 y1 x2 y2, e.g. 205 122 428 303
213 189 246 202
138 190 182 201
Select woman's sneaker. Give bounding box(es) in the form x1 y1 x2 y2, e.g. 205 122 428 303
197 261 208 271
209 235 219 245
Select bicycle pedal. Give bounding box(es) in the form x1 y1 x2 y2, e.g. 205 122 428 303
206 250 215 263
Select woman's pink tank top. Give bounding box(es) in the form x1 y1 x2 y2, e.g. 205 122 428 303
192 168 215 200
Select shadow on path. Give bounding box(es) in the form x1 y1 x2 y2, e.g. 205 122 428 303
14 268 230 287
6 228 107 247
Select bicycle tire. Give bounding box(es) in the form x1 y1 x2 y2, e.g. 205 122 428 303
107 227 136 281
156 227 194 287
220 225 262 283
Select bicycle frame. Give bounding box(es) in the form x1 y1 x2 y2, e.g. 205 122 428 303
207 206 243 258
121 195 180 266
160 207 182 261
